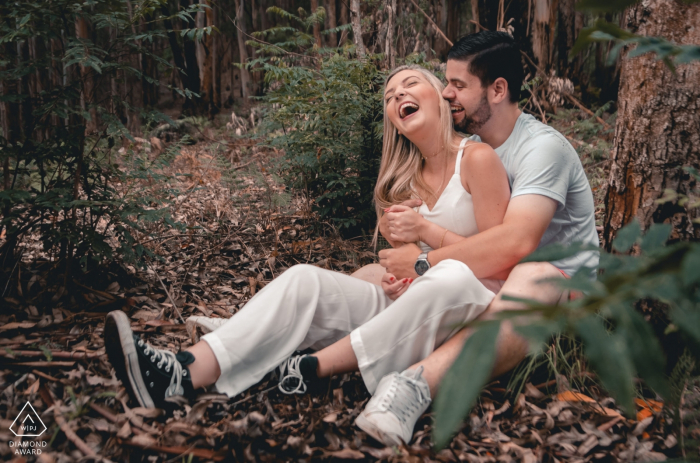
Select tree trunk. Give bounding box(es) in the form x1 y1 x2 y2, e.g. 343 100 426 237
200 0 214 116
326 0 337 47
182 0 202 114
603 0 700 246
531 0 557 73
234 0 251 100
385 0 396 68
311 0 323 48
340 0 349 45
350 0 366 57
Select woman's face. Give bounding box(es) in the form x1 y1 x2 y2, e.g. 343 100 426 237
384 70 442 141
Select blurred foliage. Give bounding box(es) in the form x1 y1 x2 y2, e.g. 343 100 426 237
434 167 700 449
0 0 206 270
573 1 700 70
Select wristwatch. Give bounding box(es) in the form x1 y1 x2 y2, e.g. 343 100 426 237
414 252 431 276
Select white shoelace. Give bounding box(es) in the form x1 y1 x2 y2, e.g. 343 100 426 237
380 367 428 423
138 339 185 397
278 356 306 394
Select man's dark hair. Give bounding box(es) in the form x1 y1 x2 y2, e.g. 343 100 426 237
447 31 524 103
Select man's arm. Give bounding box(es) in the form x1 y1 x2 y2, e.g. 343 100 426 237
378 195 558 279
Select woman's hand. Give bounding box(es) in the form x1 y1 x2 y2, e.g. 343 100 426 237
385 205 426 243
380 273 413 300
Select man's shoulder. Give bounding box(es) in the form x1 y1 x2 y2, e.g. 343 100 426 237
511 113 577 158
516 114 572 146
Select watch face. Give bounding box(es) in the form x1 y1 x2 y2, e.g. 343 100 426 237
415 259 430 276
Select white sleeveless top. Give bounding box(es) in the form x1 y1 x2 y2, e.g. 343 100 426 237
416 138 479 253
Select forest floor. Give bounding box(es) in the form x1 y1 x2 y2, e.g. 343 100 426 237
1 109 696 462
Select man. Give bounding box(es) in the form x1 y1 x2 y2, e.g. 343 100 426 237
352 31 599 446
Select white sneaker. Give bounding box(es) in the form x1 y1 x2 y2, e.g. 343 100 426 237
355 367 431 447
185 316 229 342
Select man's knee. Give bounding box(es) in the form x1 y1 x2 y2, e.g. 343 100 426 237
488 262 565 313
509 262 564 283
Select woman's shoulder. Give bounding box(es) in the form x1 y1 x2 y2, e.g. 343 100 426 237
460 141 502 173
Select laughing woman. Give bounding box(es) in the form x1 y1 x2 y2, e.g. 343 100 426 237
104 65 510 427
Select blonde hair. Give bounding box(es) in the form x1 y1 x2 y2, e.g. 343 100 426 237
373 65 459 244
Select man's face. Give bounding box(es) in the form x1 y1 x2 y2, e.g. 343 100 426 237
442 59 492 134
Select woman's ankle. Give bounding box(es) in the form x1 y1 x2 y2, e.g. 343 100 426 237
186 341 221 389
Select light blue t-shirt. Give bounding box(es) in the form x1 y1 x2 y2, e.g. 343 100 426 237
472 112 599 278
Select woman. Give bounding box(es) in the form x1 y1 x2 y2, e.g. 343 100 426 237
103 65 511 413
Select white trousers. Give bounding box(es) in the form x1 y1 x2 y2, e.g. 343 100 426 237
201 259 500 396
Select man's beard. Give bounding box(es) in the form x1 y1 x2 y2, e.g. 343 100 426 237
454 93 492 134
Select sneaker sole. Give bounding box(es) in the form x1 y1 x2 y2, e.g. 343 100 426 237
355 413 403 448
104 311 155 408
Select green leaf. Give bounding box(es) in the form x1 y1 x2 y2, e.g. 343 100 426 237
681 245 700 286
640 223 672 253
514 319 563 354
612 219 642 252
616 304 669 397
574 315 636 413
433 321 500 449
670 301 700 347
520 242 601 264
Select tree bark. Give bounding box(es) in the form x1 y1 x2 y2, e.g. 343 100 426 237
311 0 323 48
200 0 214 115
182 0 202 114
326 0 337 47
340 0 349 45
531 0 557 73
385 0 396 68
234 0 251 99
603 0 700 246
350 0 366 57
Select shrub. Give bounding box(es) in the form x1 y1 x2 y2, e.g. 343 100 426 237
262 54 385 235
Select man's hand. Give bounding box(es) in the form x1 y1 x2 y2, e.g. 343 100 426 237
385 205 426 243
378 243 422 279
379 199 423 247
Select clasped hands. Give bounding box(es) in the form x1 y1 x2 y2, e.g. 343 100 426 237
377 199 425 292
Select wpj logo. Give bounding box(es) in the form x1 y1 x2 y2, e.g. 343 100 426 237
8 402 48 456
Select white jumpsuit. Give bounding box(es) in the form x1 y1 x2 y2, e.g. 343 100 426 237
201 139 503 396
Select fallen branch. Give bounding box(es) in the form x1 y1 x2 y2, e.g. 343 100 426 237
53 400 98 458
0 350 103 360
564 94 611 130
3 361 76 368
117 437 227 461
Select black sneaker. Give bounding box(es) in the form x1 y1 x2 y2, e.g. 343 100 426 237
105 310 197 409
278 355 329 395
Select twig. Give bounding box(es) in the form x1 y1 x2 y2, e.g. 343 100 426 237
0 350 103 360
117 437 226 461
53 400 98 458
584 159 611 171
527 87 548 123
597 415 623 432
564 94 611 130
233 159 256 170
90 402 119 423
3 361 76 368
230 384 278 407
409 0 453 46
32 369 60 382
148 263 185 324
